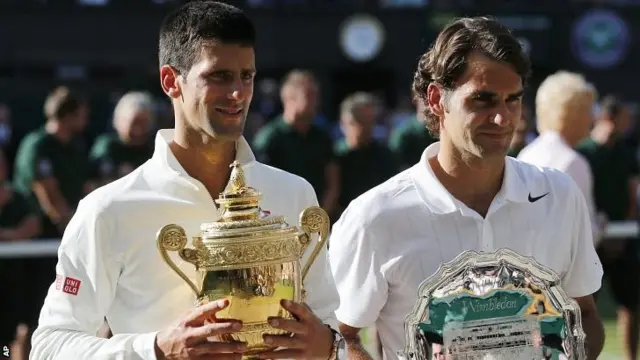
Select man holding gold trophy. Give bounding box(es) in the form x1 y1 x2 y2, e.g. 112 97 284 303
29 2 344 360
329 17 604 360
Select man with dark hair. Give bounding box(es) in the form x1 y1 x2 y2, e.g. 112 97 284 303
30 2 341 360
329 16 604 360
577 94 640 360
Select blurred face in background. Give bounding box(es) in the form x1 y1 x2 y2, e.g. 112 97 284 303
341 103 377 147
117 109 153 146
281 75 319 121
64 105 89 137
535 71 596 147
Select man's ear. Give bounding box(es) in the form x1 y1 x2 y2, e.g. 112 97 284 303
427 83 446 118
160 65 182 100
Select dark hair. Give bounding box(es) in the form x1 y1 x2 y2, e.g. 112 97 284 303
158 1 256 74
412 17 531 136
43 86 86 120
600 94 625 120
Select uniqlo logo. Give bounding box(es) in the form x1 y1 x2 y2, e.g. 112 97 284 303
55 275 81 295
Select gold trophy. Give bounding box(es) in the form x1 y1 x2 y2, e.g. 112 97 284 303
157 161 330 356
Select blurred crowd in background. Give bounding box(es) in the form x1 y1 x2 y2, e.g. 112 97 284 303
3 1 640 360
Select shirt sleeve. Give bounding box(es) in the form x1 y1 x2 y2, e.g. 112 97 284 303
328 203 389 329
298 181 340 330
561 181 604 298
19 141 55 181
29 198 158 360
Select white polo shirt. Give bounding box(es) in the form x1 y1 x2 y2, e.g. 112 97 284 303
517 131 602 245
30 129 339 360
329 142 603 360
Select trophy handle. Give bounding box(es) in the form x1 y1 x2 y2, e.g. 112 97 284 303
156 224 202 297
299 206 330 282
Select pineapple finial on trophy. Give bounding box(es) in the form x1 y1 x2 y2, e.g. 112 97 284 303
228 160 247 194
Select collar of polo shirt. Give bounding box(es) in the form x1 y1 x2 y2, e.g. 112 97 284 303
412 142 529 214
152 129 256 175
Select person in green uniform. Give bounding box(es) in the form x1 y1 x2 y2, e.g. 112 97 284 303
13 86 90 238
0 147 41 351
253 70 339 217
334 92 399 219
12 86 90 332
90 91 155 186
577 95 640 360
388 102 437 169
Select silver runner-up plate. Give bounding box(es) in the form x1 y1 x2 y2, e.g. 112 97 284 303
399 248 586 360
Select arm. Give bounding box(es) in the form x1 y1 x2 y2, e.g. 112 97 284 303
338 324 374 360
0 214 40 240
328 202 388 360
32 177 74 228
30 198 158 360
574 295 605 360
0 191 42 241
561 181 605 360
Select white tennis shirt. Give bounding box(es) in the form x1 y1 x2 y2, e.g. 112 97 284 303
329 142 603 360
517 131 603 245
30 129 339 360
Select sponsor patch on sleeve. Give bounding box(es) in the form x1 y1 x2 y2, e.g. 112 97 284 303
55 274 81 296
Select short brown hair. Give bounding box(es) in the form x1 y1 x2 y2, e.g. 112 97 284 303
43 86 86 120
412 17 531 137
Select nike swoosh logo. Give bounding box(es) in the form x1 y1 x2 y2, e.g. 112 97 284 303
528 192 549 203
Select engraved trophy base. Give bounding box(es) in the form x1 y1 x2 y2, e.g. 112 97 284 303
399 248 586 360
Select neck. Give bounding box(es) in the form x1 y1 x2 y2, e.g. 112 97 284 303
345 136 371 149
45 120 72 143
282 110 312 134
433 140 505 216
555 129 580 148
170 126 237 200
591 121 616 146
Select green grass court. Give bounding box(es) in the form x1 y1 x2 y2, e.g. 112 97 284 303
599 280 626 360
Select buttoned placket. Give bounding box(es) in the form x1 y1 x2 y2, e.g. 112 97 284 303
458 196 507 253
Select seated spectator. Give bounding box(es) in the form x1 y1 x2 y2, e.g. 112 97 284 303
90 91 155 185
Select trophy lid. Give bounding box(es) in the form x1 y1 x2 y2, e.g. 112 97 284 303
200 161 289 238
